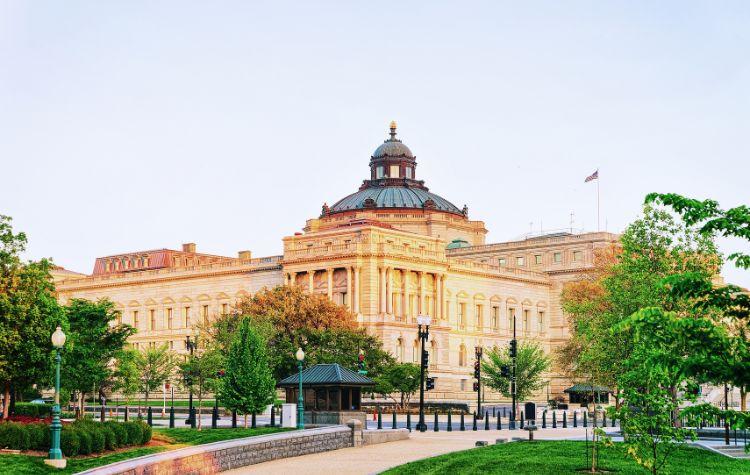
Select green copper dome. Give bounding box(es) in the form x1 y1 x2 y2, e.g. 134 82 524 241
329 186 463 214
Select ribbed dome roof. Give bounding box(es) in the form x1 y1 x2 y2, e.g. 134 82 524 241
372 140 414 159
330 186 462 214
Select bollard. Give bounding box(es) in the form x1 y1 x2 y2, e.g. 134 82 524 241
189 406 196 429
493 407 496 417
542 410 547 428
573 411 577 428
124 405 129 422
271 406 276 427
497 412 502 430
232 409 237 428
503 407 506 418
147 406 153 427
472 412 478 431
520 411 525 429
485 411 490 431
211 405 218 429
552 411 557 428
393 411 397 429
460 412 466 431
447 411 453 431
406 412 412 432
563 411 567 428
583 411 588 427
377 407 382 429
169 405 175 428
434 411 439 432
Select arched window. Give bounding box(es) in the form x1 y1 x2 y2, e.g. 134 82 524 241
459 344 467 367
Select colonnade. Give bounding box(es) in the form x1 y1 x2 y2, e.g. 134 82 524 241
377 267 447 320
284 266 361 313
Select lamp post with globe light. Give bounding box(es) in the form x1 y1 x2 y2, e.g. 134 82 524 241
46 326 66 469
296 347 305 430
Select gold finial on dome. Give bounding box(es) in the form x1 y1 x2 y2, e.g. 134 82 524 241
390 120 397 129
389 120 397 139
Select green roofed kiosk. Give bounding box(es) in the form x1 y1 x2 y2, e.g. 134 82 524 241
277 363 375 426
563 384 612 405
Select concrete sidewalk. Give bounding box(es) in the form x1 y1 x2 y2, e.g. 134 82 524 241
225 427 618 475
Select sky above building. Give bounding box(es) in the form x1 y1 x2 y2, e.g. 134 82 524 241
1 1 748 287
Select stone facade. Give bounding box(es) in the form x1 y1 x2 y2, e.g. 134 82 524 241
55 123 619 404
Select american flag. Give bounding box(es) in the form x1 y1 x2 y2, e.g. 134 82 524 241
584 170 599 183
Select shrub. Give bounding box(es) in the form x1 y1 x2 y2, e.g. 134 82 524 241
77 428 92 455
139 421 152 445
105 421 128 446
0 422 31 450
26 423 49 451
13 403 52 418
124 422 143 447
89 427 106 453
101 425 117 450
60 429 80 457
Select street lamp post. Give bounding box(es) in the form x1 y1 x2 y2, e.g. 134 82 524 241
46 326 67 469
296 347 305 430
185 336 197 428
416 315 431 432
509 312 517 430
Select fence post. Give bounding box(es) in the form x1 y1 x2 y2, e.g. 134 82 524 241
552 411 557 428
485 411 490 431
542 410 547 428
392 411 397 429
472 412 477 431
447 410 452 432
563 411 567 428
147 406 153 427
460 412 466 431
377 407 382 429
169 405 175 428
497 412 502 430
573 411 577 428
406 412 411 432
434 411 439 432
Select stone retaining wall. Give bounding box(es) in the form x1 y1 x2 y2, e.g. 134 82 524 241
79 426 355 475
363 428 409 445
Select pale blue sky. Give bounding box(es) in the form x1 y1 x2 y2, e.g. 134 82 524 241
1 1 748 287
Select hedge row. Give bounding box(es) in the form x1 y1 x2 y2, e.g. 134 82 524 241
13 402 53 418
0 419 151 456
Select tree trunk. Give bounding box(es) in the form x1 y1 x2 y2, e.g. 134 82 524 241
2 382 10 419
197 388 203 431
741 388 747 412
78 392 85 418
244 413 248 428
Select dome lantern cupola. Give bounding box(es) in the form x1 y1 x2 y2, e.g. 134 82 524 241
369 121 417 181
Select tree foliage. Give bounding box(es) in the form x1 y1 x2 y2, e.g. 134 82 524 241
218 318 275 420
61 299 135 415
374 363 421 410
0 215 64 418
179 347 223 429
134 344 175 402
482 341 551 406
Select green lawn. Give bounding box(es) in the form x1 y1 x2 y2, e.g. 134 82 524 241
0 427 289 475
382 440 750 475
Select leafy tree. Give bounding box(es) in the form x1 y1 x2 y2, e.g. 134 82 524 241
559 205 720 408
134 344 175 405
374 363 421 410
219 318 275 427
112 348 140 404
179 348 223 430
0 215 64 418
613 307 727 474
60 299 135 416
209 286 393 381
482 341 551 414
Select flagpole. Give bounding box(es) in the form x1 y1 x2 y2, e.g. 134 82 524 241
596 172 602 232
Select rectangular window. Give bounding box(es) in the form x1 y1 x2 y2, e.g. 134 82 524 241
573 250 583 262
498 258 506 267
405 167 413 178
169 341 174 350
133 311 139 329
538 311 545 333
184 307 190 327
458 302 466 328
508 308 515 332
151 310 157 331
524 309 530 333
475 304 483 328
389 165 400 177
553 252 562 263
166 308 172 330
492 306 499 329
202 305 209 325
222 303 228 315
535 254 542 265
516 256 525 267
460 379 467 391
376 166 384 178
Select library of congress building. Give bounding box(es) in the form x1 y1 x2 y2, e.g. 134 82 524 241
55 122 617 404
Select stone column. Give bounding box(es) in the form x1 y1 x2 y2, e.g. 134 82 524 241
327 268 334 300
290 271 297 287
418 271 425 315
401 269 408 320
436 273 442 320
379 267 387 314
353 266 361 314
346 267 353 309
386 267 393 315
308 270 315 294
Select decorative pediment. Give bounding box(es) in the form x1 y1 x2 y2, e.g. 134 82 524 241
473 293 486 301
127 300 140 307
179 296 192 303
506 297 518 305
161 297 175 304
145 298 157 306
489 294 502 302
197 294 211 302
216 292 230 300
536 301 548 309
521 298 533 307
456 290 469 299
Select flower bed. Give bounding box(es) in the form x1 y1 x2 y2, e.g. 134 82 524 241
0 419 151 456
